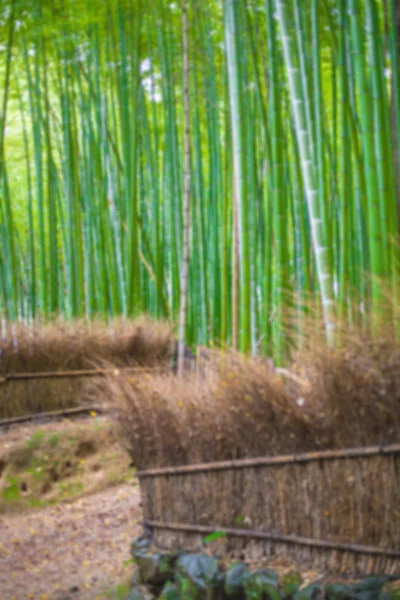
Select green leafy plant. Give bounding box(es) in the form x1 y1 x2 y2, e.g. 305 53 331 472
202 530 227 544
27 430 45 450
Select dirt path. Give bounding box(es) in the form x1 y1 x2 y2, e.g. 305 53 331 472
0 484 142 600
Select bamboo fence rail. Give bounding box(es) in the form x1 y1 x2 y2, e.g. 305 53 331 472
143 521 400 558
0 366 169 383
137 444 400 477
0 405 103 428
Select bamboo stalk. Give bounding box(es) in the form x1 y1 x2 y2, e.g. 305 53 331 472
178 0 191 375
275 0 336 342
224 0 251 353
0 2 18 320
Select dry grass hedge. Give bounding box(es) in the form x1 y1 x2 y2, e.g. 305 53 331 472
291 329 400 451
0 316 173 373
103 328 400 470
0 317 173 418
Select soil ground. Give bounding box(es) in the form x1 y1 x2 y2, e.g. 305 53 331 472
0 418 141 600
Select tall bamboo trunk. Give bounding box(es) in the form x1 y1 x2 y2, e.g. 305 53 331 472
275 0 335 341
392 0 400 216
224 0 251 353
0 1 18 319
232 173 238 350
178 0 191 374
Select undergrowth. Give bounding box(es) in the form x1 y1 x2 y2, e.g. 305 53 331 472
0 420 132 512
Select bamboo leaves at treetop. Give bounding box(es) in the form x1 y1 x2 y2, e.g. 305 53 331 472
0 0 399 358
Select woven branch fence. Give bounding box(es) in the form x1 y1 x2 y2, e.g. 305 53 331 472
138 444 400 575
0 366 168 418
0 318 174 418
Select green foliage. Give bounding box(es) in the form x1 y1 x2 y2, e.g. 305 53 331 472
47 433 59 447
234 514 244 524
176 553 225 599
224 562 249 600
159 581 181 600
281 572 303 598
242 568 281 600
326 576 397 600
58 480 84 496
381 589 400 600
100 577 132 599
293 582 322 600
2 475 21 502
202 530 227 544
26 429 46 450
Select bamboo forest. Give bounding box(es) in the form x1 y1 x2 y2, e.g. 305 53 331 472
1 0 400 358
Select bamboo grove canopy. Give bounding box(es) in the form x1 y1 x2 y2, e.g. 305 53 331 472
0 0 399 357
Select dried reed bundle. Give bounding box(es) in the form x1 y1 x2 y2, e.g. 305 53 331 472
0 316 172 372
293 327 400 448
105 331 400 470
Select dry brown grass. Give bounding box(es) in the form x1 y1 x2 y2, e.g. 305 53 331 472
0 316 172 372
291 327 400 450
103 328 400 470
0 317 173 418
